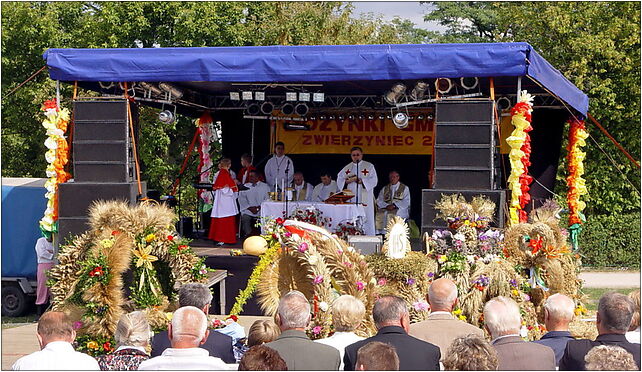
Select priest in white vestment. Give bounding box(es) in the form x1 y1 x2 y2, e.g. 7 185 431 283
375 170 411 234
292 172 313 201
312 172 339 202
238 170 271 237
337 147 378 235
264 141 294 191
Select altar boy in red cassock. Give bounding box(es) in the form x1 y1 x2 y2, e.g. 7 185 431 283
208 158 238 245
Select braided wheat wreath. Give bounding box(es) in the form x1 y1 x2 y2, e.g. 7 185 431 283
256 220 377 339
48 200 208 339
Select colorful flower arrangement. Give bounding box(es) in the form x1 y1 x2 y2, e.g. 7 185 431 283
334 221 363 240
506 91 534 225
39 99 72 236
566 118 588 250
74 334 115 357
290 206 331 228
196 111 215 212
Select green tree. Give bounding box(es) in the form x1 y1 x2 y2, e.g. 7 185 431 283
424 1 641 215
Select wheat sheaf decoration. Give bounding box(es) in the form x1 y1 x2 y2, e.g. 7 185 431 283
256 220 377 339
47 200 210 355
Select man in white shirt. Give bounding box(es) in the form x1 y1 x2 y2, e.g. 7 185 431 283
375 170 411 234
337 147 378 235
264 141 294 191
12 311 100 370
291 172 313 201
139 306 227 370
238 170 271 238
34 235 56 317
311 172 339 202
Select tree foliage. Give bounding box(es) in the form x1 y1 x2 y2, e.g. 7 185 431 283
1 1 427 195
425 1 641 214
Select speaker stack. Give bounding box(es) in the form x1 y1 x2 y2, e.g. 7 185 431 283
58 99 146 242
421 100 506 235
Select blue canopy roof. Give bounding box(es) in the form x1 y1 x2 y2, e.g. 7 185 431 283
43 42 588 115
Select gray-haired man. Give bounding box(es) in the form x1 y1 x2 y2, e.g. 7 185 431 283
265 291 341 370
150 283 235 363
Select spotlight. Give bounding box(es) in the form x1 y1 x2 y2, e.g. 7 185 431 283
379 115 385 120
285 92 298 102
435 78 453 94
294 103 309 116
255 91 266 101
329 115 335 120
281 103 295 115
159 82 183 100
229 92 240 101
242 91 253 100
319 115 327 120
417 115 424 120
460 77 479 90
299 92 311 102
348 115 355 120
246 103 260 116
392 112 409 129
139 82 163 96
158 110 175 124
384 83 407 105
496 97 512 111
367 115 374 120
427 113 434 120
260 101 274 115
338 115 345 120
313 93 325 102
386 115 392 119
309 116 316 120
410 81 428 100
358 115 364 120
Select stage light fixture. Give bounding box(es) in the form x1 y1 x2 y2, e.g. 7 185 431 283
367 115 374 120
284 122 311 131
348 115 355 120
309 116 316 120
417 115 425 120
294 103 309 116
496 97 512 111
319 115 327 120
139 82 163 96
358 115 364 120
329 115 335 120
246 103 261 116
260 101 274 115
299 92 310 102
392 111 409 129
158 110 175 124
460 77 479 90
241 91 253 100
384 83 407 105
285 92 298 101
313 93 325 102
410 81 428 100
229 92 240 101
338 115 345 120
435 78 453 94
386 115 392 119
159 82 183 100
255 91 266 101
281 103 295 115
379 115 385 120
427 113 434 120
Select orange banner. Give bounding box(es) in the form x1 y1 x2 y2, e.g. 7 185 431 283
276 117 435 155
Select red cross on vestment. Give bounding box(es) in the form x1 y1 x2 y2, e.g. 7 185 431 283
361 168 369 176
345 169 351 175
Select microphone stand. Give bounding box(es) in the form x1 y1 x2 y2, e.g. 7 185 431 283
355 161 359 206
284 159 290 220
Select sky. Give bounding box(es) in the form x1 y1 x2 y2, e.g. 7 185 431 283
350 1 446 32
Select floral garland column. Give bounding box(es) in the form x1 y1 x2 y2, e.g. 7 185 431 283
566 118 588 250
39 100 72 236
196 111 215 212
505 91 534 225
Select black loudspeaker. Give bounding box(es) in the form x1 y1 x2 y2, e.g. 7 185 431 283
73 100 136 182
58 181 145 218
434 100 496 190
177 217 194 238
420 189 506 235
58 217 91 244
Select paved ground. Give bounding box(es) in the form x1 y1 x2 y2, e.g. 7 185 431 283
2 271 638 368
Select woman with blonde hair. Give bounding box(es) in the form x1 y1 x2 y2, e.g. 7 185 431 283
626 289 640 343
315 295 366 369
96 311 151 370
234 319 281 362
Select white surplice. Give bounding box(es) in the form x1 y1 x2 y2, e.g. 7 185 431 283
264 155 294 190
337 160 378 235
210 171 238 218
376 182 411 233
311 180 339 202
238 181 271 217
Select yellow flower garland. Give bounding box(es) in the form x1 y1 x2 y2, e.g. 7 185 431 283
506 91 534 225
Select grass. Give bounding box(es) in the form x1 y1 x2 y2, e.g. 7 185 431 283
581 287 638 311
1 314 38 329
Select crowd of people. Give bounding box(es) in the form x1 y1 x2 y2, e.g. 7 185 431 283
13 280 641 371
208 143 412 244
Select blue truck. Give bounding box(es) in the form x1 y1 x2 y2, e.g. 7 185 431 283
1 178 47 316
